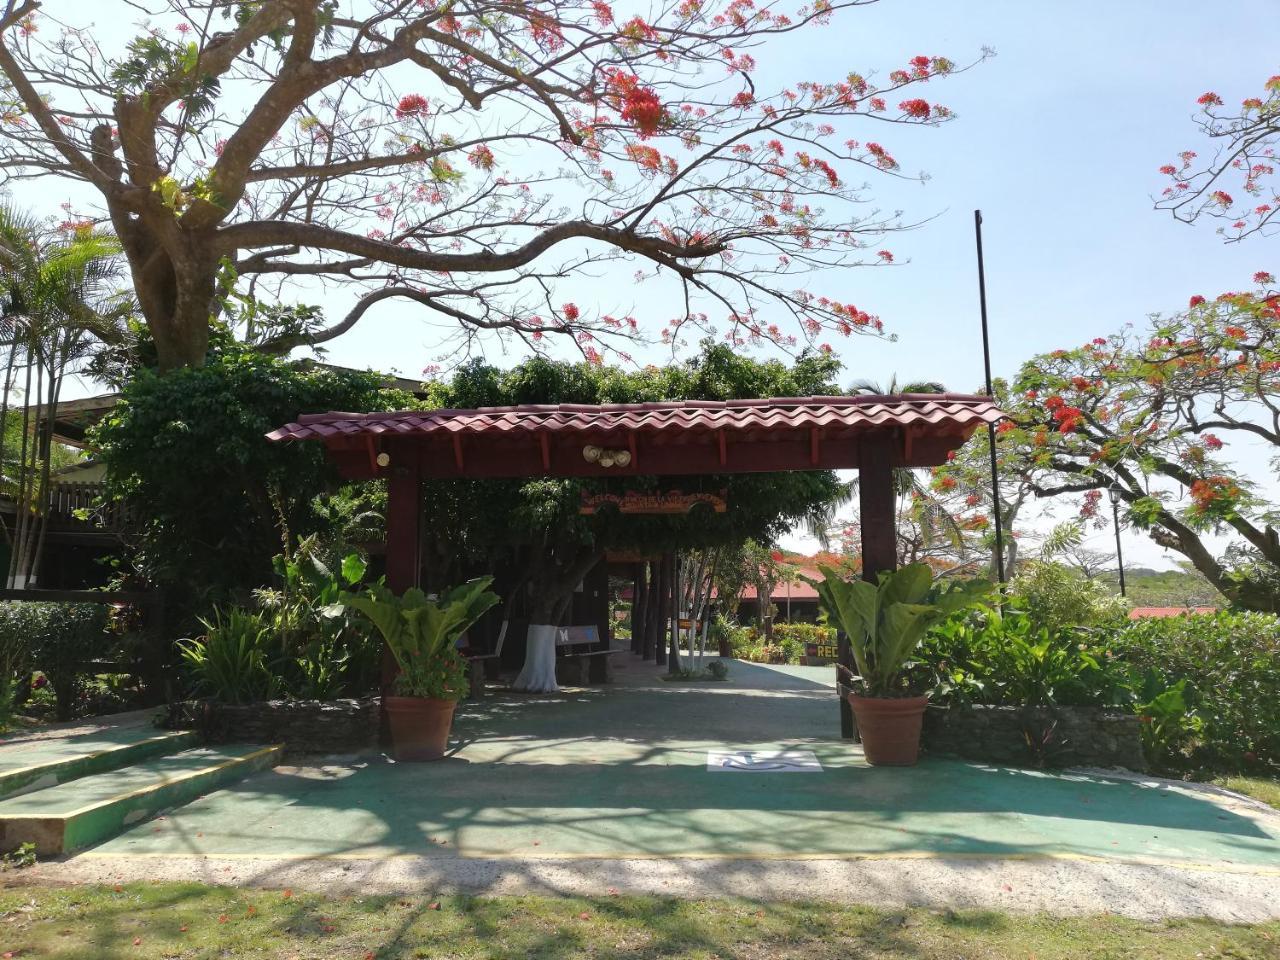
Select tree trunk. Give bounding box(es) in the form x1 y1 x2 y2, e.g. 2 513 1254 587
631 563 646 655
514 545 601 693
116 221 216 370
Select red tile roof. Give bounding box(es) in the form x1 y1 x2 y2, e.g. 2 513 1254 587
267 393 1004 442
739 573 823 602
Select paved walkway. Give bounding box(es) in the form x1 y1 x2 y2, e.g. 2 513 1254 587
34 658 1280 920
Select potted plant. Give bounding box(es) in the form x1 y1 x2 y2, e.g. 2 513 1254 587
343 577 500 761
810 563 992 766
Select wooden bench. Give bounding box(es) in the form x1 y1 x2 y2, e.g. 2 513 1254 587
554 625 621 685
461 619 509 698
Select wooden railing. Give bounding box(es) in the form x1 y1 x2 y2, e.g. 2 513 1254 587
45 481 133 533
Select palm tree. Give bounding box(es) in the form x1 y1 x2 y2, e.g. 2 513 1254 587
805 376 966 561
0 207 132 586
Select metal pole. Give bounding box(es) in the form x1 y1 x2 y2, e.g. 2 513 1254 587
1110 489 1127 597
974 210 1006 584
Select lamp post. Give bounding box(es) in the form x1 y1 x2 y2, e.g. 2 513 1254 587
1108 486 1127 598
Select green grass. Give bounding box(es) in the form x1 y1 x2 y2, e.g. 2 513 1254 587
1215 775 1280 810
0 883 1276 959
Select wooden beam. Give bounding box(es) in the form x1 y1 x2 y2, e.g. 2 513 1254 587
452 433 465 471
539 432 550 471
718 430 727 466
628 432 638 469
810 427 820 466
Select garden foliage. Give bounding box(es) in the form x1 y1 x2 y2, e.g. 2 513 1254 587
178 549 382 704
1108 611 1279 774
342 578 500 701
812 563 994 697
0 601 109 721
92 347 412 608
917 604 1279 777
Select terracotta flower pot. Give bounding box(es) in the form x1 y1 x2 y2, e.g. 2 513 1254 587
849 694 928 766
384 696 457 761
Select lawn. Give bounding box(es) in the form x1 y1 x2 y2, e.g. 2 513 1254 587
0 883 1276 959
1215 776 1280 811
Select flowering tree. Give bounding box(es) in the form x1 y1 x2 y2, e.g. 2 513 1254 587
1156 74 1280 241
989 279 1280 610
0 0 977 371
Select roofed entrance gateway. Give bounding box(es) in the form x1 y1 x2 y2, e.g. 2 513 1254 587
268 393 1004 735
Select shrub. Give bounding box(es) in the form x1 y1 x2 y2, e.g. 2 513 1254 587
0 602 110 720
254 543 381 700
917 608 1129 709
1107 611 1280 775
1008 560 1128 632
0 602 33 728
177 608 280 705
92 347 413 612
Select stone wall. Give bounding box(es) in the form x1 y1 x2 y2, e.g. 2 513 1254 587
921 704 1146 771
195 698 380 757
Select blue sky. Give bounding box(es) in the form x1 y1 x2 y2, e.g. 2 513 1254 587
315 0 1277 394
46 0 1278 569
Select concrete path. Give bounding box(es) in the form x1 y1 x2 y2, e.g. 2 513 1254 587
31 658 1280 921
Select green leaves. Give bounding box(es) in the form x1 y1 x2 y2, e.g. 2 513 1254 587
809 563 994 697
342 578 500 701
179 607 279 705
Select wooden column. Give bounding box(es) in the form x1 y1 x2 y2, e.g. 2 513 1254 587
631 563 646 655
840 433 898 738
644 561 660 660
654 554 669 667
859 435 898 582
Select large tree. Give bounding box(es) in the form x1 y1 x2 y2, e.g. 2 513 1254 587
985 279 1280 610
0 0 975 370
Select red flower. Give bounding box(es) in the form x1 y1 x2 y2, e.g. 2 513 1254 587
898 98 931 119
1196 91 1223 107
562 302 580 321
1158 164 1177 175
1188 295 1206 308
1253 270 1274 285
608 72 664 136
395 94 430 119
876 249 893 263
467 144 495 170
1211 190 1233 207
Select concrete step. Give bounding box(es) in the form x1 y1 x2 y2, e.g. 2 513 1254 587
0 728 201 800
0 743 281 855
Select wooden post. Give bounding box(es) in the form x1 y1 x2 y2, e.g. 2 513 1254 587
841 433 898 739
631 562 646 655
644 560 660 660
668 553 682 673
654 554 669 667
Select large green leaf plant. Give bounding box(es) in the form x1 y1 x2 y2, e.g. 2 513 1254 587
810 563 993 698
342 578 500 700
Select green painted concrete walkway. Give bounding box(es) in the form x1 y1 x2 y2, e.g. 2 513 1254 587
84 658 1280 870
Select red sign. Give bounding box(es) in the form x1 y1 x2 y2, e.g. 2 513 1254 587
580 490 727 515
